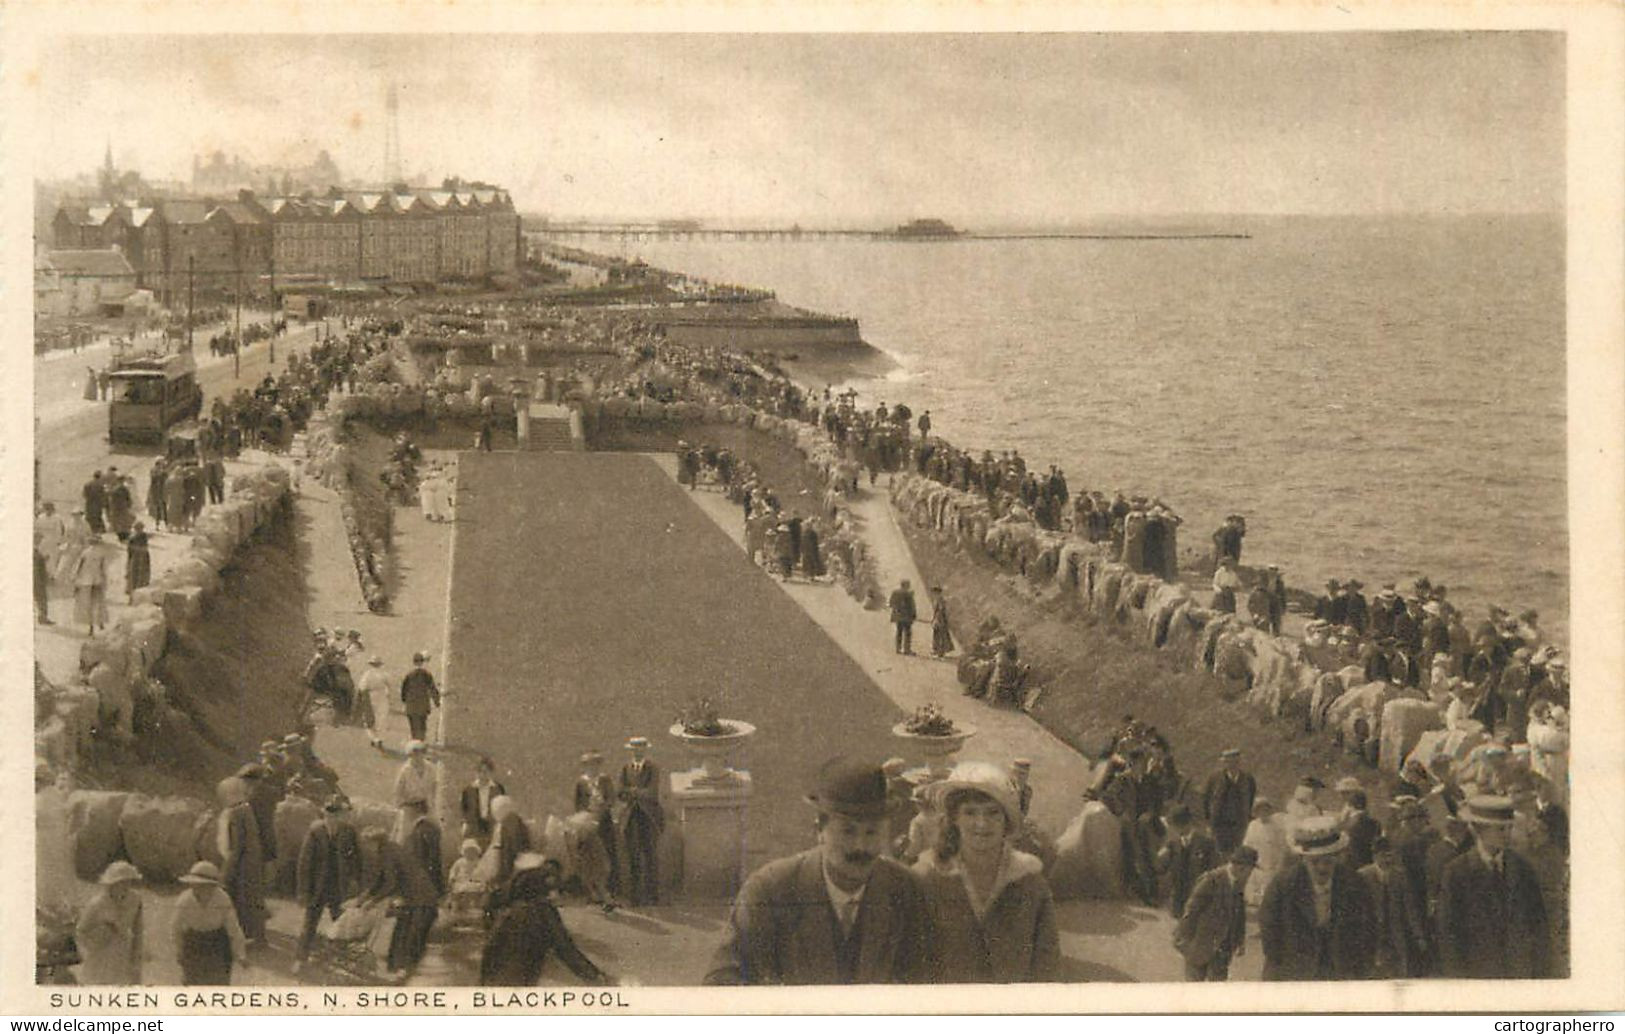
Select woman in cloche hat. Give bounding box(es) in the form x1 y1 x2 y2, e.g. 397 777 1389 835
75 861 144 985
170 861 248 985
912 760 1060 982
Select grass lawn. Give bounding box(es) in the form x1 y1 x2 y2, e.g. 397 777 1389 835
445 451 905 871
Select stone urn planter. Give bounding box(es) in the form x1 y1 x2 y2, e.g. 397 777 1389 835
669 720 757 788
891 721 977 781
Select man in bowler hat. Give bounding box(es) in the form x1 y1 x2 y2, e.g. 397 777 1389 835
400 651 440 742
706 757 929 984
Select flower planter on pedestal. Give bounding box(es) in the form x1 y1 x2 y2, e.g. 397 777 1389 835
668 721 757 788
667 721 757 902
891 722 977 782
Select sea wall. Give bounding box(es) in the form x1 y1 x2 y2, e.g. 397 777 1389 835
658 318 864 355
35 464 293 785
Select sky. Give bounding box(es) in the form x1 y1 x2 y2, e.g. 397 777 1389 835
34 32 1563 225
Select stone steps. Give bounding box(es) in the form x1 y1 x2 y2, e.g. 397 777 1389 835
526 418 576 451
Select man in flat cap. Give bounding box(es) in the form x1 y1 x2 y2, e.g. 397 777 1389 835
1437 795 1549 978
1174 846 1258 981
294 796 361 973
1201 748 1256 855
706 757 929 985
1258 818 1375 980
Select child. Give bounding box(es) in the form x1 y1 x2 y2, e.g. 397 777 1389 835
446 839 488 926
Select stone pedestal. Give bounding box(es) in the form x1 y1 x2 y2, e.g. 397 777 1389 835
516 400 532 447
669 769 752 902
567 407 585 450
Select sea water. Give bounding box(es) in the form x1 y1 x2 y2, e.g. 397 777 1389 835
605 215 1567 642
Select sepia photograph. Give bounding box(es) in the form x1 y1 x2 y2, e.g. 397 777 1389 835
7 2 1624 1017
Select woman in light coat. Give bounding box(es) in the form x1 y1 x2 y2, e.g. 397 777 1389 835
913 761 1061 982
71 534 116 636
76 861 144 984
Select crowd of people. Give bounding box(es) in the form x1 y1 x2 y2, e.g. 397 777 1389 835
49 287 1573 990
700 734 1559 984
34 458 222 635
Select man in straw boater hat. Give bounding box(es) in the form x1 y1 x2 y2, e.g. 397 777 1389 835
618 736 665 906
1258 817 1375 980
1437 795 1550 978
706 756 929 985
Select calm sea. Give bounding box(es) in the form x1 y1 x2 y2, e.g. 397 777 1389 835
605 215 1568 643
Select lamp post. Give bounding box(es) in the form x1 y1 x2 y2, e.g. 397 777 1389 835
234 263 242 379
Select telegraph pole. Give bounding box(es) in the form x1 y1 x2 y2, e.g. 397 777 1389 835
186 254 196 354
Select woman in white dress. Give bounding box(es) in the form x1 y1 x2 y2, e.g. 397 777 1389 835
419 467 441 521
1240 797 1287 905
35 503 65 584
438 468 455 522
54 509 91 585
1282 776 1326 831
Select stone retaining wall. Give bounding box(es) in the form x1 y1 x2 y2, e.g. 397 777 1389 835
887 471 1461 774
49 786 399 887
35 464 293 784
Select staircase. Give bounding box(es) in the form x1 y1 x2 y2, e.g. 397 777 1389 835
523 402 580 452
528 417 577 451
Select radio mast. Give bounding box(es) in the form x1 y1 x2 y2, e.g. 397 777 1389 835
384 83 402 184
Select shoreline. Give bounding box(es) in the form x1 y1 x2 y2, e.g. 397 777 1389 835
602 246 1566 651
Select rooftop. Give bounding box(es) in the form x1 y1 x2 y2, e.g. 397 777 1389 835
45 248 136 278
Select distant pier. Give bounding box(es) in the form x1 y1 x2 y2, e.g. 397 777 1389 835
527 223 1251 243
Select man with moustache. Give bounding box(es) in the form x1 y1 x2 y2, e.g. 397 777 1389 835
706 757 929 985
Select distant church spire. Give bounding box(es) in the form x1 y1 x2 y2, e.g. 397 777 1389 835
99 138 116 200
